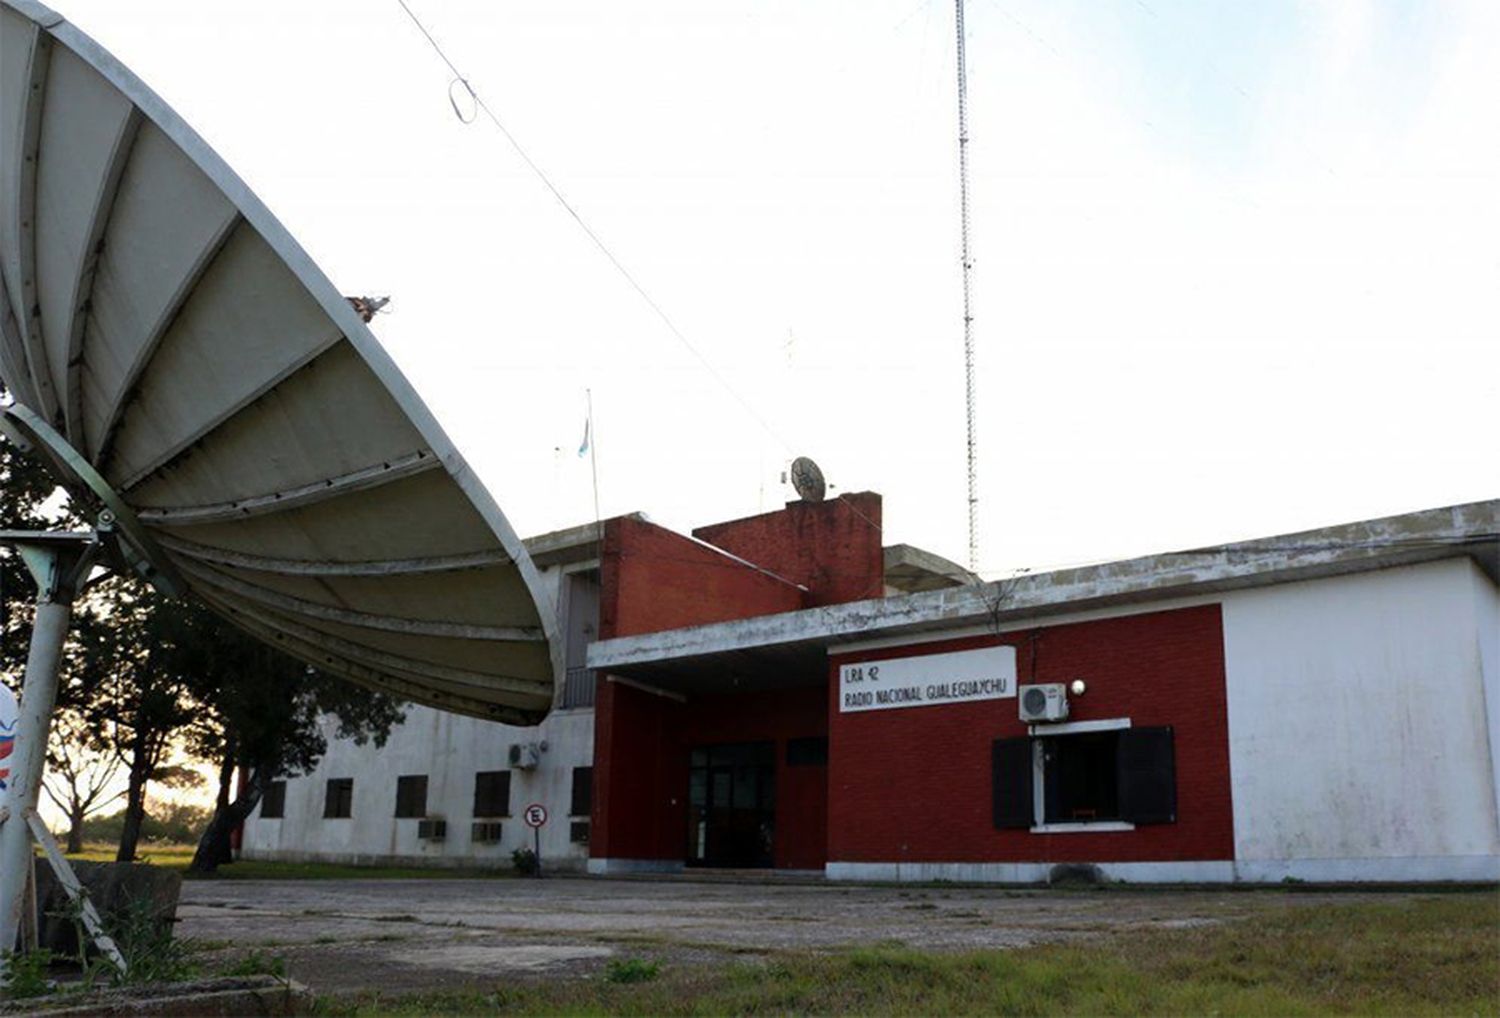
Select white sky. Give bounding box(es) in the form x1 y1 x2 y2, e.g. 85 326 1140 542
50 0 1500 578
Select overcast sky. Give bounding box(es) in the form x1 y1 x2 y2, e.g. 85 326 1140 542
51 0 1499 577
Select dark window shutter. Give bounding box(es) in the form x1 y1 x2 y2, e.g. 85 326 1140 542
992 737 1034 829
1118 726 1176 825
571 767 594 816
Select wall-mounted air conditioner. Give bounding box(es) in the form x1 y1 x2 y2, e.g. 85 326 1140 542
417 818 447 841
508 742 541 769
1018 683 1069 723
471 821 504 844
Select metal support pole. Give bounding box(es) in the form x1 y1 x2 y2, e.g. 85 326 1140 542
0 532 99 962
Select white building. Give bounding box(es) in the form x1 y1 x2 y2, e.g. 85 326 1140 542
239 520 607 870
243 499 1500 882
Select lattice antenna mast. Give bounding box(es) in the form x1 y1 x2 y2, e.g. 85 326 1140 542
954 0 979 571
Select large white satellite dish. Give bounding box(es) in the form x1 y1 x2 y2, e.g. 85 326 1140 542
0 0 558 725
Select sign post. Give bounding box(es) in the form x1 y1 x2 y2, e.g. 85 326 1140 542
523 803 548 878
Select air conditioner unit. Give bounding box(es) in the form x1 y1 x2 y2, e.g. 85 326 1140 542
471 821 504 844
508 742 541 769
417 818 447 841
1018 683 1069 723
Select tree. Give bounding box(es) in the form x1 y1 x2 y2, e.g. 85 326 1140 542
178 604 405 873
0 389 68 678
42 709 122 853
67 578 205 861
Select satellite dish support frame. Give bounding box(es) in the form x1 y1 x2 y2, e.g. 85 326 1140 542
0 528 127 979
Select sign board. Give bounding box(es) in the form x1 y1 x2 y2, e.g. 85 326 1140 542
839 645 1017 713
0 682 17 802
523 803 549 828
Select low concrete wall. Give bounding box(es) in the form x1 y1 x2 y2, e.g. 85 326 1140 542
33 860 181 957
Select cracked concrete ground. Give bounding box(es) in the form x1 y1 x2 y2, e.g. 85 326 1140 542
176 876 1413 997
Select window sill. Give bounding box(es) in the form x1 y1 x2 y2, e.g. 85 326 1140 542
1030 821 1135 834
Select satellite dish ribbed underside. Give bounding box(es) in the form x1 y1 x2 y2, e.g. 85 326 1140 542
0 0 557 724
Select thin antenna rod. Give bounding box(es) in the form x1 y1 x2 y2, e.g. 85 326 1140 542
954 0 979 571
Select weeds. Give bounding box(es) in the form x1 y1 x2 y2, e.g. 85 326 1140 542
316 894 1499 1016
97 895 200 985
220 948 287 979
605 957 661 984
1 948 56 1000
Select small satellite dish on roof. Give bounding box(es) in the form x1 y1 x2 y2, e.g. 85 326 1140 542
789 456 826 503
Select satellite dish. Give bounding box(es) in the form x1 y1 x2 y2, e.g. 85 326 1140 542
789 456 826 503
0 0 556 724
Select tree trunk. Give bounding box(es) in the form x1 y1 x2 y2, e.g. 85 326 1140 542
66 804 85 854
116 732 151 862
188 761 265 875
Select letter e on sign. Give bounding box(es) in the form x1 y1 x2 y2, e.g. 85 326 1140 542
523 803 549 828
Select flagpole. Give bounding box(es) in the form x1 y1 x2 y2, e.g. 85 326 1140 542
586 389 601 534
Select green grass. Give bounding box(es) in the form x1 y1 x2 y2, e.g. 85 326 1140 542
61 843 514 881
317 893 1500 1016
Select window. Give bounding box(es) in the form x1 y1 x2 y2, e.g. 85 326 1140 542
1043 731 1119 823
561 572 600 709
570 767 593 817
992 724 1176 831
786 737 829 767
570 820 591 845
260 780 286 819
394 775 428 818
323 778 354 819
473 770 511 817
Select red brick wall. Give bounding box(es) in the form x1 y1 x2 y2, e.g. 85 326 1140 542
692 492 884 607
590 678 684 861
827 604 1233 864
590 682 829 867
592 497 887 867
682 686 829 869
593 511 831 865
599 515 804 639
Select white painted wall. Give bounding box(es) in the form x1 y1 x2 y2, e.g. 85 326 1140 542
240 558 601 870
239 704 595 869
1221 558 1500 880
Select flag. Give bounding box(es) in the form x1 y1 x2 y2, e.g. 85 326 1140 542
0 683 16 796
577 416 591 458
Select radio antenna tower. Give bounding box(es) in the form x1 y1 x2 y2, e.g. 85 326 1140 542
954 0 979 571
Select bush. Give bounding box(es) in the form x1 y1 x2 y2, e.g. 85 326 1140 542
511 847 539 876
605 957 660 984
79 801 212 847
1 948 56 999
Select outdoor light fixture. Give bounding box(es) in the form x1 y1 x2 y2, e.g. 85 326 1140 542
1070 679 1087 696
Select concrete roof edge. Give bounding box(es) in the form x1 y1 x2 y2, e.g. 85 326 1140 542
523 513 644 569
588 499 1499 670
883 543 980 589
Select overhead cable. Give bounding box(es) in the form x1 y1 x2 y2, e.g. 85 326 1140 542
394 0 793 453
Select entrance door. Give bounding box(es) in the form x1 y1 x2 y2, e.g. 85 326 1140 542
687 742 775 867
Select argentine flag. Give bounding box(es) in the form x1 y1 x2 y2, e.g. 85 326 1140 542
0 682 17 798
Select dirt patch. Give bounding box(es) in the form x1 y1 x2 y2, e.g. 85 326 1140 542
177 877 1435 997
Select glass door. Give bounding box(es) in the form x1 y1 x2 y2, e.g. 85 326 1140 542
686 742 775 867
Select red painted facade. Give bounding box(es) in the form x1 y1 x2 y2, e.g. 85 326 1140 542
591 494 1234 872
599 515 803 641
593 505 853 867
826 605 1234 864
692 492 885 607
